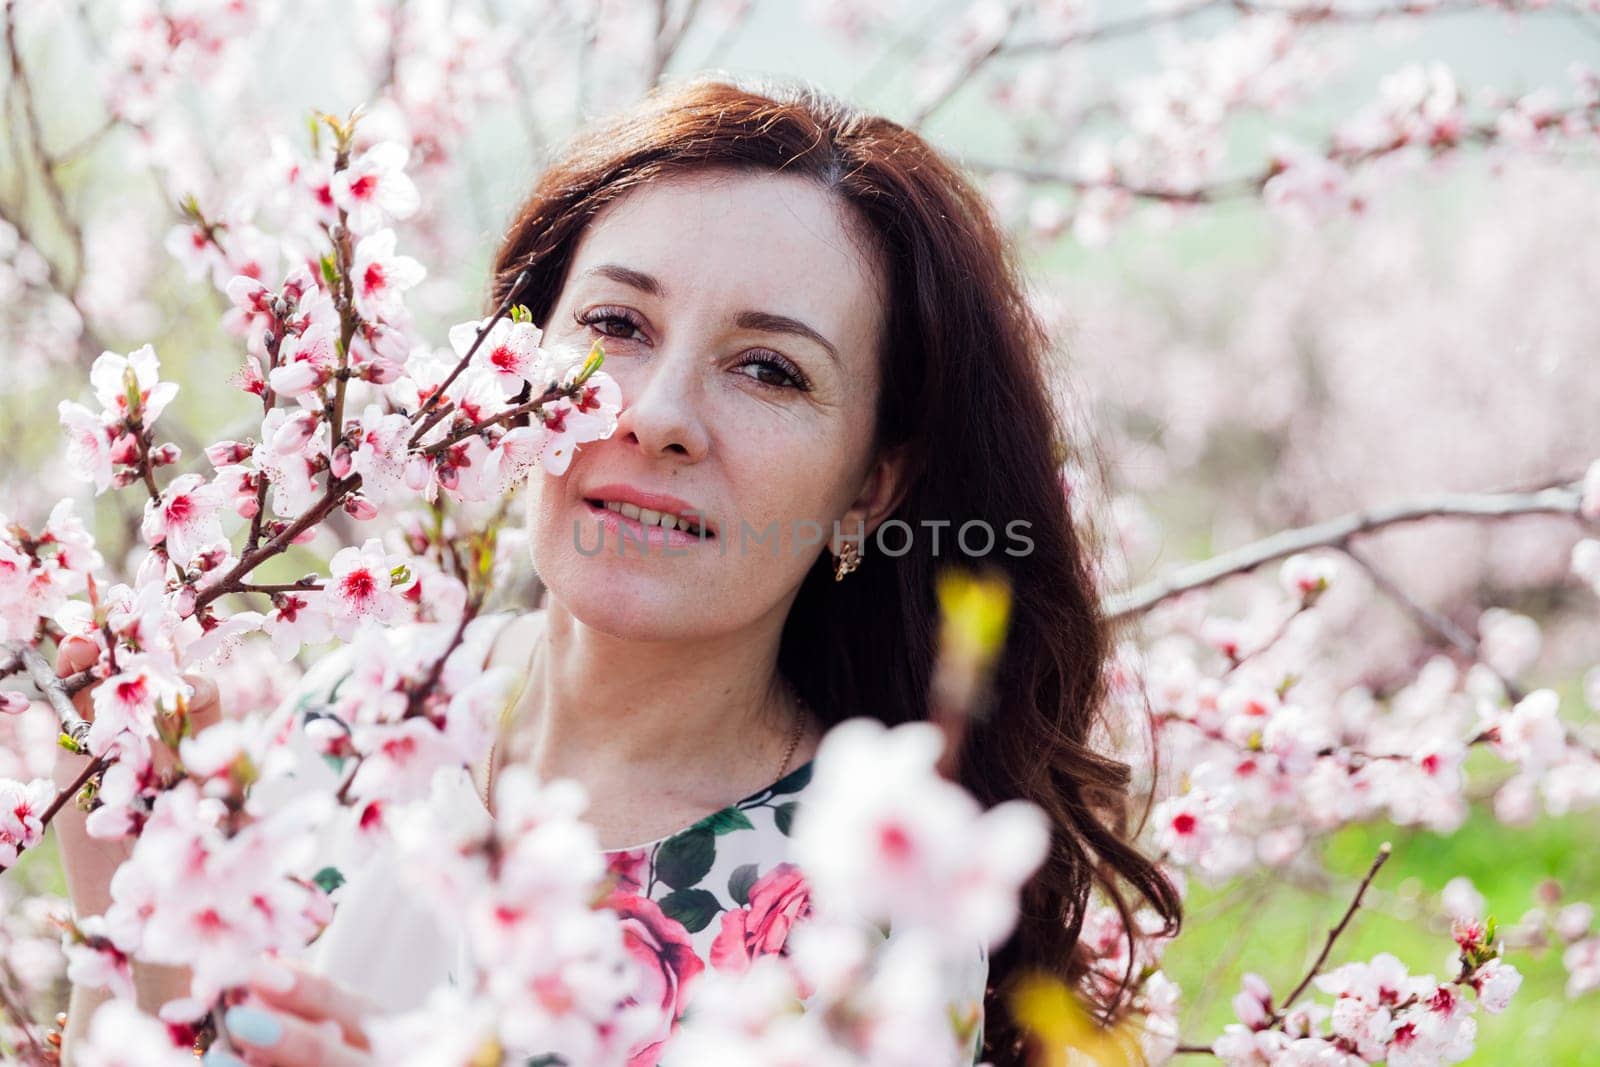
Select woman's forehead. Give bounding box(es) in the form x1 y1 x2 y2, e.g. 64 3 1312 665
565 169 886 339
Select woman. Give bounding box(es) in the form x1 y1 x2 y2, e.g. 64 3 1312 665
54 76 1179 1065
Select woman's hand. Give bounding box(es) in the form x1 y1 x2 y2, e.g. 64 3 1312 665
51 635 225 917
53 634 226 1066
202 960 379 1067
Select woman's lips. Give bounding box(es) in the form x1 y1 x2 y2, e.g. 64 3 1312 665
582 499 715 549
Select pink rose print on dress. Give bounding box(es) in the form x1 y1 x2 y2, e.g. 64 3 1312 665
607 848 649 895
709 862 813 974
607 892 705 1067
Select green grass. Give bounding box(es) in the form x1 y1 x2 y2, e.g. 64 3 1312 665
1162 806 1600 1063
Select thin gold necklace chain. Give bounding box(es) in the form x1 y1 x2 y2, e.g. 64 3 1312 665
773 676 809 782
482 677 810 810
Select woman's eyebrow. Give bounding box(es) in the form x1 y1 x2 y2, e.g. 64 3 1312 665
581 262 842 365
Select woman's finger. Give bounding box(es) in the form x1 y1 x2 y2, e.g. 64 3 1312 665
53 635 101 720
184 672 225 734
247 959 377 1050
215 1004 370 1067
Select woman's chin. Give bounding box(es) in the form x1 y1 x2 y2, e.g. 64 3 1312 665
543 564 717 640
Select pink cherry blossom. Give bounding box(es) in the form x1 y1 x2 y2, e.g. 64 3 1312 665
262 590 335 660
1563 938 1600 998
87 654 187 756
58 400 117 491
141 472 226 565
352 228 426 322
1471 958 1522 1013
450 317 548 397
347 404 413 504
539 371 622 477
72 998 196 1067
268 318 339 398
63 915 136 1002
326 538 405 638
88 344 178 424
331 142 420 233
0 776 54 869
794 718 1050 950
1279 551 1339 599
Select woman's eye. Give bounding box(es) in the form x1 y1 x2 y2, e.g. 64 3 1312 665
735 354 807 391
576 309 646 343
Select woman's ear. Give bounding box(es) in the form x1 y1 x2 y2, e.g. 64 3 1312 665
838 444 912 545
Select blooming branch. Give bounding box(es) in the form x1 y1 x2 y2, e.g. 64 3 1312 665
1106 482 1588 620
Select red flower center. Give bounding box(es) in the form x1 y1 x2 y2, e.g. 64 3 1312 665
878 823 915 863
340 569 376 602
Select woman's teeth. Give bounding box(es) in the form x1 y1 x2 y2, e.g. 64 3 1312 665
599 500 705 535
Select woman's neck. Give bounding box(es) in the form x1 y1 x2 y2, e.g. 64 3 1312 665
518 597 802 792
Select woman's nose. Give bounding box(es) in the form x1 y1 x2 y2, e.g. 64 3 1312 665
612 345 711 461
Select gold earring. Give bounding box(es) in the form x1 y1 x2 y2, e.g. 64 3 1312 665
833 540 862 581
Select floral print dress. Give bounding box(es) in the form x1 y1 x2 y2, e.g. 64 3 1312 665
279 624 989 1066
597 761 821 1065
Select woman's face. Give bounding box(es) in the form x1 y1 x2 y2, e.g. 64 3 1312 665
525 167 898 640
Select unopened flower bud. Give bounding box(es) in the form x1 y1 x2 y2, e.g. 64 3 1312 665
330 442 354 479
343 494 378 520
205 440 253 466
150 443 182 466
358 357 403 384
193 545 230 571
271 410 319 455
109 433 140 464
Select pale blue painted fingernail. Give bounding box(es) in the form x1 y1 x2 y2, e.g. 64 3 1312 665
203 1050 248 1067
225 1005 284 1047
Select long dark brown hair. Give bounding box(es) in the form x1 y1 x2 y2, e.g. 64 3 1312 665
490 75 1180 1065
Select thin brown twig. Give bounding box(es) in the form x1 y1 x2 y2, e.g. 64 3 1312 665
1342 545 1524 701
1105 483 1586 620
1276 842 1393 1015
406 268 533 445
192 476 358 615
648 0 704 84
39 754 106 826
964 101 1597 210
1002 0 1225 56
0 966 47 1065
1342 546 1599 760
907 0 1024 129
1222 602 1311 677
53 115 118 166
1003 0 1562 55
237 581 324 596
417 381 575 458
2 641 89 738
1164 846 1398 1053
128 419 163 500
4 0 85 284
